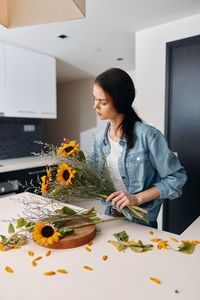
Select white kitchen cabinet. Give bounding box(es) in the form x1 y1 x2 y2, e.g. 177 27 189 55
2 42 56 119
0 42 6 111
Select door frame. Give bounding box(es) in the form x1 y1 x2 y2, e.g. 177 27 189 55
163 34 200 231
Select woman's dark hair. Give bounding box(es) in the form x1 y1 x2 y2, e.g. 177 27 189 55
94 68 142 148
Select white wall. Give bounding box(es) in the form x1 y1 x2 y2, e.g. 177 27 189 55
135 13 200 133
43 78 96 146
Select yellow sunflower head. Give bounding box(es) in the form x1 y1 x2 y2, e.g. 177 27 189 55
32 221 61 246
56 163 76 185
57 140 80 158
40 167 52 195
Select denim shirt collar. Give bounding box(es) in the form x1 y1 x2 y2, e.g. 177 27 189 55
102 122 126 147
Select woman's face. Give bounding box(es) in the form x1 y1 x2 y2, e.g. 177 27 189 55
93 84 119 121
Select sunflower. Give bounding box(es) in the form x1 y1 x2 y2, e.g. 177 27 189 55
41 167 52 195
32 222 61 246
56 163 76 185
57 140 80 158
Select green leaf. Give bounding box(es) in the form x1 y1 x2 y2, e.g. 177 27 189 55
59 227 74 238
89 216 101 222
143 244 154 251
25 221 36 228
75 169 82 179
178 241 195 254
8 223 15 234
16 218 27 228
130 243 153 253
108 240 129 251
57 206 77 215
77 150 85 161
53 221 68 228
83 207 95 216
0 235 7 243
130 245 144 252
113 231 129 242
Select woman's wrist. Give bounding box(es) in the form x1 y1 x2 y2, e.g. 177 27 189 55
133 194 143 206
133 187 161 206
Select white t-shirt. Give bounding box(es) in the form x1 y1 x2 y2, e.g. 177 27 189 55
106 134 127 192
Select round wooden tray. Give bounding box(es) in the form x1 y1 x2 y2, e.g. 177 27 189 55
38 218 96 249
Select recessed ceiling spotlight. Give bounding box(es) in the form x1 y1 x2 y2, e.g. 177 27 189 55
116 57 124 61
57 34 68 39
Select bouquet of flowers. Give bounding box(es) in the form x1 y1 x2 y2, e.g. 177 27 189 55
36 138 148 224
0 138 149 251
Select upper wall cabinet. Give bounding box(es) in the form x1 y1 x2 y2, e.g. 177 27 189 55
0 42 56 119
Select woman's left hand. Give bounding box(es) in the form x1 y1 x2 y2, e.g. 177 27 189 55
106 191 139 210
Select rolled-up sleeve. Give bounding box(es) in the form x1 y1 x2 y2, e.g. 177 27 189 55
148 130 187 200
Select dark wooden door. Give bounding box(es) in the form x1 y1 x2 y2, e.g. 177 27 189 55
163 35 200 234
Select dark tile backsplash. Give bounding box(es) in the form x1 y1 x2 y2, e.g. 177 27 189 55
0 117 43 159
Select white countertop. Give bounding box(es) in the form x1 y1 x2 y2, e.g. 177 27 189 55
0 192 199 300
0 156 53 173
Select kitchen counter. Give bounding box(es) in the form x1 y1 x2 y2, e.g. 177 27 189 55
0 192 199 300
0 156 54 173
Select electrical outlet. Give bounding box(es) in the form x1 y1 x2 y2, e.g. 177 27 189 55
24 124 35 132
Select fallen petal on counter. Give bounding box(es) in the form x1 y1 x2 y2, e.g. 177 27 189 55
57 269 68 274
45 250 52 256
85 246 92 252
102 255 108 261
83 266 93 271
44 271 56 276
31 260 37 267
170 237 179 243
5 266 14 273
150 238 162 242
149 231 154 235
157 240 169 250
149 277 161 284
34 256 43 261
87 241 93 246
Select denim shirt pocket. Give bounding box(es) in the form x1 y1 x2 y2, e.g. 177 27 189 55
125 151 150 183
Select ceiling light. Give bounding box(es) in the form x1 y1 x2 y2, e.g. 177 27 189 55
0 0 85 28
57 34 68 39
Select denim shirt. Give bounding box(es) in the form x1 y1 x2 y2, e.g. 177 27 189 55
92 121 187 224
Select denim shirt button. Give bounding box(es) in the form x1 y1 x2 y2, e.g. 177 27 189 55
136 156 141 161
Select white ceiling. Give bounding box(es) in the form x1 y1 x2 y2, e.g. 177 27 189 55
0 0 200 83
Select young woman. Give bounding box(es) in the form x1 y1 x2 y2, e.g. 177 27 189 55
92 68 187 228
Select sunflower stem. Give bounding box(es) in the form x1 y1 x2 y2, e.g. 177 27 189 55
128 205 148 214
126 206 149 224
43 214 97 223
67 217 124 229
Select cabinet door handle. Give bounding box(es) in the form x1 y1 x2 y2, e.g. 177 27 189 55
17 110 37 114
28 170 46 175
40 112 55 115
